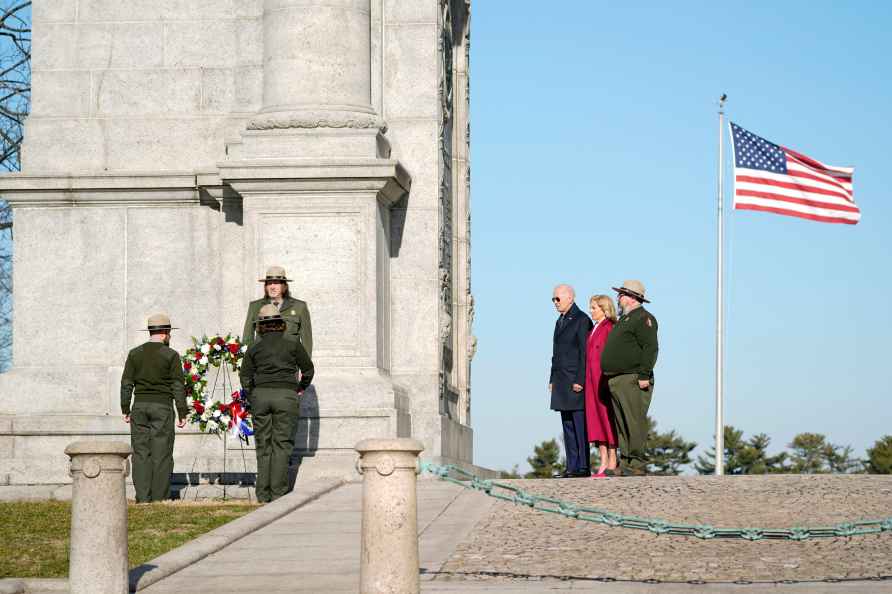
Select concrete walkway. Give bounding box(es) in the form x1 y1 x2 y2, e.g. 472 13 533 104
140 480 495 593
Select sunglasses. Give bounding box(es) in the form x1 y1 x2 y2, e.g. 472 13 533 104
552 297 561 303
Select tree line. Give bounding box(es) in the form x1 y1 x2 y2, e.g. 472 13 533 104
502 419 892 478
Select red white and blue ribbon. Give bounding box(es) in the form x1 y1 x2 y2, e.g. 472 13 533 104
227 392 254 443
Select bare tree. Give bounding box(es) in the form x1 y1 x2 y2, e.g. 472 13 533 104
0 202 9 371
0 1 29 371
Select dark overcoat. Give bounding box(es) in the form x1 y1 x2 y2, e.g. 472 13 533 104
549 303 593 411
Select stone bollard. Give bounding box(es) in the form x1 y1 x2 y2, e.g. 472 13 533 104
355 438 424 594
65 440 132 594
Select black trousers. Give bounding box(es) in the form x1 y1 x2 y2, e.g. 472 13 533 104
560 410 589 474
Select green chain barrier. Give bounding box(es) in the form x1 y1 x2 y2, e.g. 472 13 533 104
420 462 892 542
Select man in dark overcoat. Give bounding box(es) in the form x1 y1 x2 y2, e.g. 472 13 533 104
549 284 594 477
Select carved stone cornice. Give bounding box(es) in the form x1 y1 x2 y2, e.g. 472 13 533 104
247 110 387 132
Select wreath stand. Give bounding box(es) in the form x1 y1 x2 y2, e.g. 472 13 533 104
184 358 255 503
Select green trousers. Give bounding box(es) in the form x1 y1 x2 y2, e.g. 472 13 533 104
607 374 653 463
130 401 175 503
251 387 300 503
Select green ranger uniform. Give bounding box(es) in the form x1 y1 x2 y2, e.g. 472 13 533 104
121 342 188 502
601 305 659 465
242 296 313 356
240 331 314 502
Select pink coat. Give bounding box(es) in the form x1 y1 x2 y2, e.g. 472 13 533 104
584 319 616 445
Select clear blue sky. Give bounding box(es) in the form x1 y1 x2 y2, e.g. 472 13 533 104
469 1 892 472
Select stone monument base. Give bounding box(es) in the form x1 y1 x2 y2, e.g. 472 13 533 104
0 372 415 488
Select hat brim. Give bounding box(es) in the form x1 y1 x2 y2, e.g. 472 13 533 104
255 317 284 326
611 287 650 303
258 277 293 282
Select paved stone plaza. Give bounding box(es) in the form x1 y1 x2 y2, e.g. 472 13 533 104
439 475 892 587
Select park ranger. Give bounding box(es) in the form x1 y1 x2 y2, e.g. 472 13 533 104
240 304 315 503
242 266 313 355
121 314 188 502
600 280 659 475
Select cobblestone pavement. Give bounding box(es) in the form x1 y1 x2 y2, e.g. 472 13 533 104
435 475 892 587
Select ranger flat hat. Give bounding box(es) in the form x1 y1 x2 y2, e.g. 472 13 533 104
258 265 292 283
611 280 650 303
254 303 284 325
142 313 178 332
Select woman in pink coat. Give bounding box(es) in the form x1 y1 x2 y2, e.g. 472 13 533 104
584 294 618 477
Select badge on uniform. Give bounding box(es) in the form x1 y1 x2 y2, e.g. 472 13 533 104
291 310 296 315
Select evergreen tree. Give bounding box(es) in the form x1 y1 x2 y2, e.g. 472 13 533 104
824 444 863 474
499 465 521 479
866 435 892 474
696 427 786 474
598 416 695 475
788 433 863 474
695 426 743 474
518 422 696 478
525 438 565 478
738 433 787 474
788 432 828 473
643 417 697 475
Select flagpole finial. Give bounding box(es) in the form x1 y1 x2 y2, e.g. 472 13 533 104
718 93 727 111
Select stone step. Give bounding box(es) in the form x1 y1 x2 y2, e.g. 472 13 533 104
0 447 361 485
0 451 358 500
1 407 408 485
1 406 404 437
0 482 259 502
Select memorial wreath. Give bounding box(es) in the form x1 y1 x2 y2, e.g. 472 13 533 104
182 334 253 440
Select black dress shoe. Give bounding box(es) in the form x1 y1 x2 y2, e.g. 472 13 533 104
570 469 590 478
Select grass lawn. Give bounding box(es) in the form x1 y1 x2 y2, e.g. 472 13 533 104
0 500 259 578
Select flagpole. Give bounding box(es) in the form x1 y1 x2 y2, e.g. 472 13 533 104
715 94 727 476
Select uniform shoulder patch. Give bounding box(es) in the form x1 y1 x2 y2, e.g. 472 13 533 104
646 317 652 327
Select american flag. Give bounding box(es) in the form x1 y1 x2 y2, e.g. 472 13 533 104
730 123 859 225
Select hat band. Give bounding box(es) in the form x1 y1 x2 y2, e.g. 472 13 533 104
147 324 172 331
617 288 648 302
